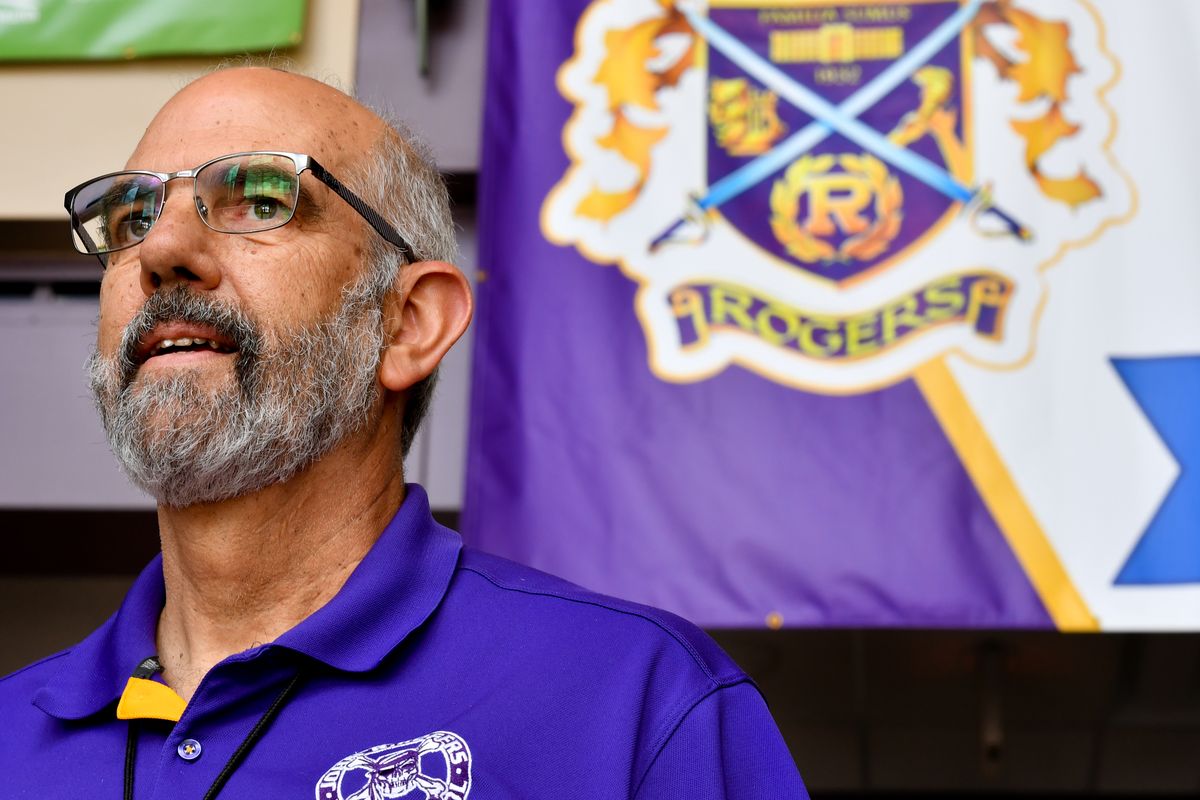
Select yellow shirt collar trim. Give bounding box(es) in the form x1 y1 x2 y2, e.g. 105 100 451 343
116 677 186 723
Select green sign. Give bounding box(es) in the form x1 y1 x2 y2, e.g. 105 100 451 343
0 0 307 61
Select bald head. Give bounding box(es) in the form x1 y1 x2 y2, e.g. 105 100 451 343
124 65 455 266
133 68 384 174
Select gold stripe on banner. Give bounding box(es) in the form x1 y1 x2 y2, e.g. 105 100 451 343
915 358 1098 631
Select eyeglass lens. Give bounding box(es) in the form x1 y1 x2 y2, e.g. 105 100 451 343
196 154 299 233
69 154 301 255
70 174 163 255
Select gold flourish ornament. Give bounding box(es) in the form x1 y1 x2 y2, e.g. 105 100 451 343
575 3 697 222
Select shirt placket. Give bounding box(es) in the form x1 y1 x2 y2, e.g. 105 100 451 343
138 653 299 800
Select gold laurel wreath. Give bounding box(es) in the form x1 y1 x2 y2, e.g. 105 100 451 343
770 155 836 262
769 153 903 265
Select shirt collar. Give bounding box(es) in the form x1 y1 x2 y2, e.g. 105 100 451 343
33 484 461 720
272 484 461 672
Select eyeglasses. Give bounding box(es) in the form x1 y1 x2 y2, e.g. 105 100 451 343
64 150 416 264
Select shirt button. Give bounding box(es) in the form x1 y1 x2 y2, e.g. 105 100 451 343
178 739 202 761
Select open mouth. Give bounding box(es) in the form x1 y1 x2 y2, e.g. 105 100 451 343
135 325 239 366
148 337 237 358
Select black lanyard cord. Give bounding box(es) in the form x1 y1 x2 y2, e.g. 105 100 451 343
202 671 304 800
124 722 139 800
122 669 305 800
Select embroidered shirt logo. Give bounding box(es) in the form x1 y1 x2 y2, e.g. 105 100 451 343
315 731 472 800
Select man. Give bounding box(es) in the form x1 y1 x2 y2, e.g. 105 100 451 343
0 67 806 798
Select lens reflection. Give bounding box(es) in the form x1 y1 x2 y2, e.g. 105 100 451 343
197 155 298 233
70 174 163 255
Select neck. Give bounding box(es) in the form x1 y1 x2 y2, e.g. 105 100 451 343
154 420 405 701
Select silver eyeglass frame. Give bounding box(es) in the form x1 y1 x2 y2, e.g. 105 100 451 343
64 150 416 265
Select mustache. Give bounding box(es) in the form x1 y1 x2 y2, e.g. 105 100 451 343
116 286 263 391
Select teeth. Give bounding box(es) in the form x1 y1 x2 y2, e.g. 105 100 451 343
150 336 229 356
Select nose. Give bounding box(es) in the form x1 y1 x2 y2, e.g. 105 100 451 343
136 179 223 297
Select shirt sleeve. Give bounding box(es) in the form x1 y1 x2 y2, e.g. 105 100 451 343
634 680 809 800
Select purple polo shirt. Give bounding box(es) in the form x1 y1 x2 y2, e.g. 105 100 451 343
0 485 806 798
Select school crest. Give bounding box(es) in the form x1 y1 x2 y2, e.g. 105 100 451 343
543 0 1132 391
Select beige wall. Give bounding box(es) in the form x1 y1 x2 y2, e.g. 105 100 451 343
0 0 360 220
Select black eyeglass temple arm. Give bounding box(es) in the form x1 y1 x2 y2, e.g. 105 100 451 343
64 199 108 269
307 159 417 263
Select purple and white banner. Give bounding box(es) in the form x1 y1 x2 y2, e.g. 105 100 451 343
464 0 1200 630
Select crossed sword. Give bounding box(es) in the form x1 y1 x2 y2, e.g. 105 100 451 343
649 0 1032 252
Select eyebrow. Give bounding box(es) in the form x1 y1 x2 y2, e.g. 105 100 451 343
296 183 323 221
97 177 134 202
88 178 145 221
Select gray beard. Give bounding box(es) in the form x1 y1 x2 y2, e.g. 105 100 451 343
87 281 386 508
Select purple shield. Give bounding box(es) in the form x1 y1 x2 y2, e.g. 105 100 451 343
705 1 969 284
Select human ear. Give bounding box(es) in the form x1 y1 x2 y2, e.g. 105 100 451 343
378 261 473 392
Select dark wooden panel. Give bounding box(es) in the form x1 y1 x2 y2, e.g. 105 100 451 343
1 509 159 575
0 509 462 575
